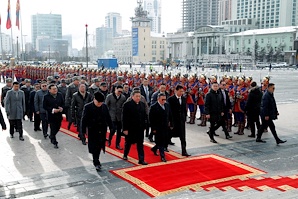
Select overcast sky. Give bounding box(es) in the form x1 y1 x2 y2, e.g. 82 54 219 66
0 0 181 49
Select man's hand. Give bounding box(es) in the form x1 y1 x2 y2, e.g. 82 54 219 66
123 130 128 135
206 114 210 119
58 107 63 112
229 109 232 114
36 111 40 114
221 112 224 116
265 116 269 121
152 130 156 133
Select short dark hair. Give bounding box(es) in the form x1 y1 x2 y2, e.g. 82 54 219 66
175 85 184 91
220 79 225 84
132 87 140 91
131 90 141 96
212 82 219 85
160 83 166 86
48 84 56 90
116 85 123 89
158 93 166 98
13 81 19 85
250 81 257 87
268 83 275 88
123 83 128 86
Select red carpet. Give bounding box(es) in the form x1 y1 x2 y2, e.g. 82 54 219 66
60 117 183 165
60 117 298 197
110 154 265 197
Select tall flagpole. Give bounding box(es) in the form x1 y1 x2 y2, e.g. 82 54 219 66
18 0 24 61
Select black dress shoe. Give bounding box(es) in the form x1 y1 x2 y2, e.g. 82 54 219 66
161 158 167 162
123 156 128 160
168 141 175 145
82 140 87 145
226 135 232 139
164 148 169 152
19 137 24 141
10 134 14 138
116 145 123 150
151 148 158 156
138 161 148 165
182 152 191 157
256 139 266 143
276 140 287 145
210 139 217 143
95 165 101 171
44 134 48 139
214 133 219 136
248 134 255 138
54 144 59 149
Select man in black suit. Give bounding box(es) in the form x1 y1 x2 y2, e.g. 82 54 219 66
140 78 153 138
168 85 190 157
149 93 172 162
43 84 65 149
207 80 233 139
122 90 148 165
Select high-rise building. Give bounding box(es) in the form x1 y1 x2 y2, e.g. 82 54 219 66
63 35 73 56
96 26 113 57
0 33 12 54
182 0 220 32
218 0 232 24
105 12 122 37
231 0 298 29
143 0 161 33
31 14 62 49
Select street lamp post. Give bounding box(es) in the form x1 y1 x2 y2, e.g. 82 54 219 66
85 24 88 68
48 45 50 64
16 36 19 63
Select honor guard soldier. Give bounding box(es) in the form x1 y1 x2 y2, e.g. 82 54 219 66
1 78 13 107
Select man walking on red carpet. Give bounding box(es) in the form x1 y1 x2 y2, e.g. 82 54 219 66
149 93 172 162
122 90 148 165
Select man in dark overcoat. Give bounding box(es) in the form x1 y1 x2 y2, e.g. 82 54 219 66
256 83 287 144
43 84 65 149
122 90 148 165
81 92 114 171
149 93 172 162
167 85 190 156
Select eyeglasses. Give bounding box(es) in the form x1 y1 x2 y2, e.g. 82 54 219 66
118 91 123 93
161 99 167 101
41 85 47 87
222 84 226 86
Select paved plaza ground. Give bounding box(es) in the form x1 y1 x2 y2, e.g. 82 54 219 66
0 68 298 198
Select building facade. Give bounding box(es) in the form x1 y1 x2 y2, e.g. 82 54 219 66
105 12 122 37
62 35 73 57
144 0 161 33
221 18 259 33
226 26 298 63
218 0 232 23
182 0 220 32
96 27 113 58
31 14 62 49
231 0 298 29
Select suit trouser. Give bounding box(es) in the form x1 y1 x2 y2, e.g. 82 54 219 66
109 121 122 145
9 119 23 136
213 117 229 136
180 133 187 154
248 115 260 136
124 139 145 161
92 151 101 166
257 119 279 141
34 113 41 130
49 121 62 144
39 113 48 136
209 121 217 140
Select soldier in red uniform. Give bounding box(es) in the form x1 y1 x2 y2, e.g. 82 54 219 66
233 76 248 135
186 75 198 124
197 74 209 126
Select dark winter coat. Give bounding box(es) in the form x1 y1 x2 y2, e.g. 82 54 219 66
149 102 172 146
81 102 113 154
260 91 278 120
70 91 92 122
43 92 65 123
105 93 126 122
245 86 263 120
167 95 187 138
122 100 147 143
205 89 224 122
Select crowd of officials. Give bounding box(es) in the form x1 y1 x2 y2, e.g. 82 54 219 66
0 65 287 171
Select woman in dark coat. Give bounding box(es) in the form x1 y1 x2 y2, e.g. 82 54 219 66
81 92 113 171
